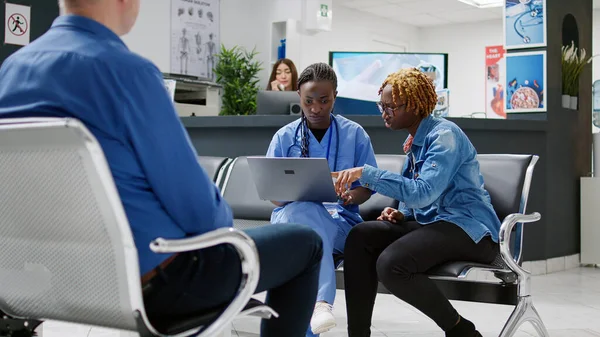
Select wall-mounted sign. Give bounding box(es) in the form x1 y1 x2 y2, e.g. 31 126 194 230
504 0 546 50
505 50 547 113
4 3 31 46
485 45 506 119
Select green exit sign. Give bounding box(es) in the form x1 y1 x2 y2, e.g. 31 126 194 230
320 4 329 17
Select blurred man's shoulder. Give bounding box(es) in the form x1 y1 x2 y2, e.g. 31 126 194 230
94 43 158 73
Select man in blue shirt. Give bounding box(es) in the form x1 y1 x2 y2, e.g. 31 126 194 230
0 1 322 336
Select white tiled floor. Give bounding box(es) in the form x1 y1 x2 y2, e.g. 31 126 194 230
36 267 600 337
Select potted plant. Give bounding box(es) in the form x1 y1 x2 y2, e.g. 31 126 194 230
213 45 263 115
561 41 594 110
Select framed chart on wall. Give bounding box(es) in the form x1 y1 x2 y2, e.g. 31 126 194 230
503 0 546 50
505 50 547 113
170 0 220 81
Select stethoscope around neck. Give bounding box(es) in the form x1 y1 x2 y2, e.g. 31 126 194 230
286 114 340 172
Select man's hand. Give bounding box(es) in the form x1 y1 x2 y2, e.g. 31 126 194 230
377 207 404 224
331 167 364 195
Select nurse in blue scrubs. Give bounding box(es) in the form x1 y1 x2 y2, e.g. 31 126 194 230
266 62 378 336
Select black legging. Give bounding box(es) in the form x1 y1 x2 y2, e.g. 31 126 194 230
343 220 498 336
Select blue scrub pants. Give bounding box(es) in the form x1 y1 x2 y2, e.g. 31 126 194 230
271 201 353 337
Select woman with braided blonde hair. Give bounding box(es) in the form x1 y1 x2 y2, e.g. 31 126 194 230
332 68 500 337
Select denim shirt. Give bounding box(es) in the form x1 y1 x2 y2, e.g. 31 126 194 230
359 116 501 243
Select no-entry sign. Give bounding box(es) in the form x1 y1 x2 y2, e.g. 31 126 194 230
5 3 31 46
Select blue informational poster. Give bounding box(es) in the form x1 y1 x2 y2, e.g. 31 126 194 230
505 51 546 113
503 0 546 50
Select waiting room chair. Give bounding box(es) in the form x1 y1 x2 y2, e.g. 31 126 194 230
221 156 275 230
197 156 232 190
0 118 276 337
428 154 547 337
336 154 548 337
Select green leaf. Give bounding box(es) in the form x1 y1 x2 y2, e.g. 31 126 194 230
213 44 263 115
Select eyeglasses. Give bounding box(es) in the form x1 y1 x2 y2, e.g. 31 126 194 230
376 102 406 116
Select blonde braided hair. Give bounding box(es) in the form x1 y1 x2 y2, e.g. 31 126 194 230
378 68 437 117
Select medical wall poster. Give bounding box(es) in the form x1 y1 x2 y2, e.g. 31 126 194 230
4 3 31 46
170 0 220 81
485 45 506 119
505 51 546 113
504 0 546 50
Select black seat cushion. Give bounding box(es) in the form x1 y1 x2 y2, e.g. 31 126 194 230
149 298 266 335
426 252 516 283
426 261 499 278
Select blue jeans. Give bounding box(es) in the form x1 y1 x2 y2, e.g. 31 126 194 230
271 201 357 337
142 223 323 337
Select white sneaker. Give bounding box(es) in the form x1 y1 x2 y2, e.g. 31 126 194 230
310 301 336 334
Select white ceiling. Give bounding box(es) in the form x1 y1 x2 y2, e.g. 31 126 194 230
335 0 600 28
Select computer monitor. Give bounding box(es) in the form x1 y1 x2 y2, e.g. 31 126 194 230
329 51 448 115
256 90 301 115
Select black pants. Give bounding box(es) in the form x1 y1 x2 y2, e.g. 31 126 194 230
344 220 498 336
142 223 323 337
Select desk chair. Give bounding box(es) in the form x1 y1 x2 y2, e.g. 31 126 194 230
0 118 275 337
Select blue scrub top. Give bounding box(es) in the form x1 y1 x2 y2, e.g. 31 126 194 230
267 114 378 223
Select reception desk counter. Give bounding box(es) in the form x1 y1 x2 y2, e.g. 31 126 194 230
181 115 547 131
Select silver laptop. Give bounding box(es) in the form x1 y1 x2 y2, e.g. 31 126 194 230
247 157 338 202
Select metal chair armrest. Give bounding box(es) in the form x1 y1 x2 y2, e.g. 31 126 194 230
499 212 540 297
147 227 260 337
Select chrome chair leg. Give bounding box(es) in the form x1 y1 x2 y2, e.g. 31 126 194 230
528 304 550 337
499 296 549 337
219 323 232 337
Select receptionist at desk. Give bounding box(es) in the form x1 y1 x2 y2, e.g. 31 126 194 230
267 58 298 91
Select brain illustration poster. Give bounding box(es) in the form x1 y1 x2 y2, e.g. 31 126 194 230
170 0 220 81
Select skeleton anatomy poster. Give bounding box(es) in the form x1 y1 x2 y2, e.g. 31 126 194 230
170 0 220 81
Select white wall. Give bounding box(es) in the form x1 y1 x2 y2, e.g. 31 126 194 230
126 2 600 118
122 1 170 72
122 0 273 83
275 3 421 73
122 0 420 89
419 20 503 117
